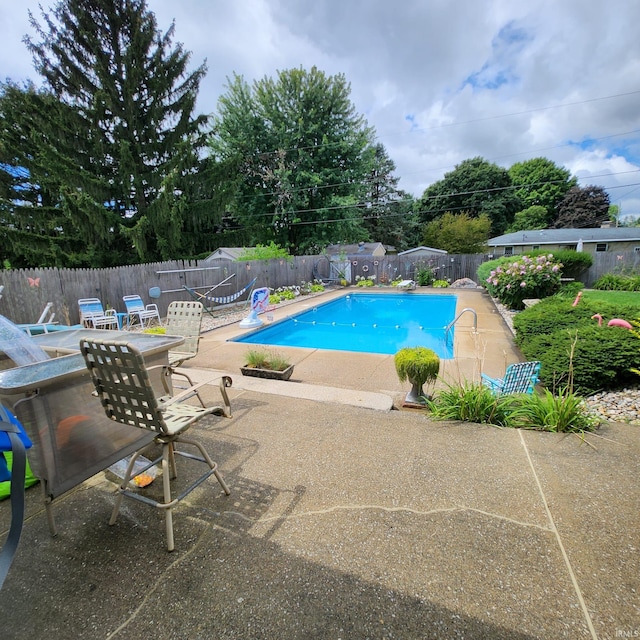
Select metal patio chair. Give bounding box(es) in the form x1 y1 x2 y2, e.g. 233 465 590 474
122 294 161 328
481 361 541 395
164 301 206 407
80 337 232 551
78 298 119 330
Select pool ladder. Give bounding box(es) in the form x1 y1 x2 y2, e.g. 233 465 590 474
444 308 478 342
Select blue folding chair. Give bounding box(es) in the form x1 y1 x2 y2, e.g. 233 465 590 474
481 361 541 395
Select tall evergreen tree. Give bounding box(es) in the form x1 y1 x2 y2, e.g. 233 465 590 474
24 0 210 264
361 143 417 251
0 81 95 267
209 67 376 254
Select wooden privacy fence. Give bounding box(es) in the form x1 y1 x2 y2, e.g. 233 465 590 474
0 251 635 326
0 257 318 326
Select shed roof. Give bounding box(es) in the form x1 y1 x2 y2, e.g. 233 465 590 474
398 246 448 256
324 242 386 256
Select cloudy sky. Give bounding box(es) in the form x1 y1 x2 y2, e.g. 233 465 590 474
2 0 640 217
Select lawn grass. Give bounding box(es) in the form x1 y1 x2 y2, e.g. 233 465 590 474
582 289 640 309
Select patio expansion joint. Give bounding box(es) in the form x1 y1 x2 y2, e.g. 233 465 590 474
518 430 599 640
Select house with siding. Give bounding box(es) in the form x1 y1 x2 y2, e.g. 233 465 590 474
488 227 640 256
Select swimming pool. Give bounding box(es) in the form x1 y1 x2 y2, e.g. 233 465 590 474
232 292 457 358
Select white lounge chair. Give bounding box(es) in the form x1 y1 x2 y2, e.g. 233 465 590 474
396 280 416 290
123 294 161 328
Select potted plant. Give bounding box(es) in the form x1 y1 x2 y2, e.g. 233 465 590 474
241 348 294 381
394 347 440 406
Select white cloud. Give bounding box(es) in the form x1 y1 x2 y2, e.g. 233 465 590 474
2 0 640 213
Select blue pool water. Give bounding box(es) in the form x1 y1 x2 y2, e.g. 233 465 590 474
232 293 457 358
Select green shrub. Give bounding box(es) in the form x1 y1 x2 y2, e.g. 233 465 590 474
556 281 584 299
477 256 515 285
593 273 640 291
521 325 638 395
415 266 434 286
432 279 449 288
237 242 292 262
426 382 516 426
484 254 563 310
512 296 638 347
355 275 376 287
479 250 591 291
527 248 592 280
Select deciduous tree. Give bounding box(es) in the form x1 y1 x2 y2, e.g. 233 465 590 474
508 157 577 225
415 157 520 235
209 67 377 254
552 185 610 228
422 212 491 254
506 205 549 232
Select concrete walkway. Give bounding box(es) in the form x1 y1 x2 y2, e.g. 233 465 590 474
1 288 638 639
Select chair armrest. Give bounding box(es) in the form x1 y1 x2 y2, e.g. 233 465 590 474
481 373 502 390
159 374 232 417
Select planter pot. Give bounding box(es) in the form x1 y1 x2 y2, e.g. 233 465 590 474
404 381 427 406
240 365 294 381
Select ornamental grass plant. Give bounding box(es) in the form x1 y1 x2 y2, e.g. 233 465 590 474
425 383 599 433
243 348 291 371
425 382 516 427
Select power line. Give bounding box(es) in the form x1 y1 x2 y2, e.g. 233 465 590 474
226 128 640 204
393 90 640 135
224 171 640 222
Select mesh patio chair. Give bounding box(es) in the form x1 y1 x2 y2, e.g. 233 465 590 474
481 361 541 395
122 294 161 328
78 298 119 330
80 337 232 551
164 301 206 407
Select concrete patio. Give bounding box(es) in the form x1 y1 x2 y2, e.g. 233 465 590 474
0 288 638 639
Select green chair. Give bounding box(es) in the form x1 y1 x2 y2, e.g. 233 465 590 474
481 361 541 395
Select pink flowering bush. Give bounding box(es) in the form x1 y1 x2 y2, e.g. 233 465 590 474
485 254 563 310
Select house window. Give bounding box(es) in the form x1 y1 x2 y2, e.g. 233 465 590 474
595 243 607 252
504 246 513 256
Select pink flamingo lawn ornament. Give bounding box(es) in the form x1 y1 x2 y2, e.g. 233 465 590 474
608 318 633 329
572 291 583 306
591 314 633 329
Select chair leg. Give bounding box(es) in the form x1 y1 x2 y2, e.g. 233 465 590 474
109 450 142 525
167 442 178 479
179 436 231 496
161 444 175 552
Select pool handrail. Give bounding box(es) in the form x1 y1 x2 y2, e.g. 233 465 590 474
444 307 477 340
